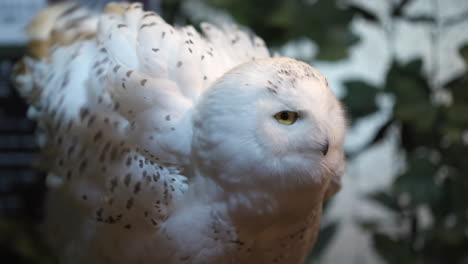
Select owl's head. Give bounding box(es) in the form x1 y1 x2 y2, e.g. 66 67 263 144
192 58 346 192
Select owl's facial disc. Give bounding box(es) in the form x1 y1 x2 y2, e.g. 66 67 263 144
192 57 345 188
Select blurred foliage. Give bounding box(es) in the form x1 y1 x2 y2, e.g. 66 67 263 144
363 52 468 263
342 80 379 123
340 0 468 263
161 0 363 61
203 0 359 60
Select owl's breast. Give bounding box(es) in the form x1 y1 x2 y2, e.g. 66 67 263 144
156 194 324 264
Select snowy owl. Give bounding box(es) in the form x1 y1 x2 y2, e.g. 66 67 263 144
14 2 346 264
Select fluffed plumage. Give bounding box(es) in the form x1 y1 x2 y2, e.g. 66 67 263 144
14 2 346 264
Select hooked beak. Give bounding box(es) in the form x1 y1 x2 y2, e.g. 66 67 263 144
320 139 329 156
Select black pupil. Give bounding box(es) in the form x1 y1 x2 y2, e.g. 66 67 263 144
280 112 289 120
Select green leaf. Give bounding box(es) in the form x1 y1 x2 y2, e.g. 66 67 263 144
444 71 468 104
265 1 294 28
427 224 466 247
458 43 468 63
372 233 414 264
400 122 440 152
367 190 401 212
385 60 431 104
440 125 463 144
342 80 379 121
393 155 440 206
347 4 380 23
445 103 468 126
385 60 438 132
403 15 435 24
440 144 468 175
394 102 437 132
423 226 468 262
359 220 380 232
391 0 412 18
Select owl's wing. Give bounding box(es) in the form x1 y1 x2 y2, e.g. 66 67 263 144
94 3 270 164
13 2 269 234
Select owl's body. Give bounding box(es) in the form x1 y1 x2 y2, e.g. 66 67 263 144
15 3 346 264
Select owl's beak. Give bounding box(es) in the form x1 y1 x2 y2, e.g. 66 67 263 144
319 139 329 156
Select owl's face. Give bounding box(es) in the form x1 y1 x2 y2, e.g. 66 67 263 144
192 58 345 190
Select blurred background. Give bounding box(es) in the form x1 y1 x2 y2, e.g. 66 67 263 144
0 0 467 263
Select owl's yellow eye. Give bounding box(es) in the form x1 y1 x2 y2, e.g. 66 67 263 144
274 111 299 125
